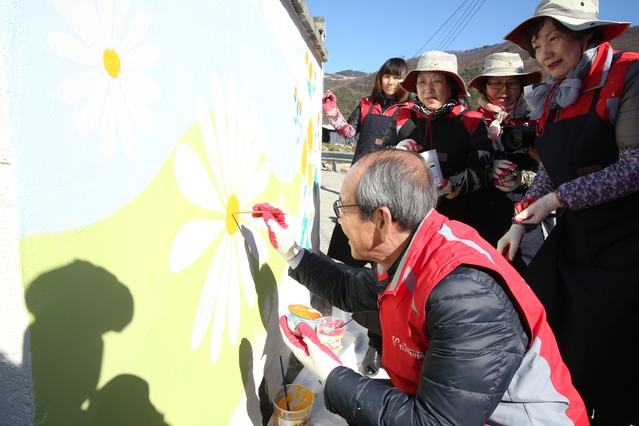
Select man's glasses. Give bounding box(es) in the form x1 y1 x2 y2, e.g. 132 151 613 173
333 199 358 218
487 80 521 90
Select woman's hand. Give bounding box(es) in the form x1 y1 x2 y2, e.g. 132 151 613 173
497 224 526 261
437 179 452 197
493 159 521 192
514 192 561 224
395 139 422 152
322 91 338 115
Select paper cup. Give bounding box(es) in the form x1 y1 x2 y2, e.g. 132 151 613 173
272 384 314 426
420 149 443 187
316 317 346 354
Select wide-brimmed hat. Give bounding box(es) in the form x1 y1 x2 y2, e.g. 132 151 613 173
504 0 629 50
400 51 469 97
468 52 542 90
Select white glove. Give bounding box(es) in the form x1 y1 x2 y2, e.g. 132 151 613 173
495 171 521 192
437 178 452 197
492 159 516 179
279 316 342 383
496 224 526 262
514 192 561 225
252 203 302 261
395 139 422 152
493 159 522 192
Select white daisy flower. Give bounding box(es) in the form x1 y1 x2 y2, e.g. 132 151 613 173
170 74 270 362
48 0 160 159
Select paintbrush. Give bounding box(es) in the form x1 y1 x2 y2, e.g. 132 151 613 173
279 356 291 411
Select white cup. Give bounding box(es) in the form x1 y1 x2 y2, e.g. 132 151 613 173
420 149 443 187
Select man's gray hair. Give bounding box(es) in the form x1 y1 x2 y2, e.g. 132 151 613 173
356 150 438 232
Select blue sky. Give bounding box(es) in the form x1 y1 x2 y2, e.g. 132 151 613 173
305 0 639 73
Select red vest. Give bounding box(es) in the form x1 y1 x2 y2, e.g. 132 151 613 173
538 43 639 132
377 210 587 423
358 96 412 121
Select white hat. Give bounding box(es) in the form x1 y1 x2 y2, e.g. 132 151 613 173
400 51 469 97
504 0 629 50
468 52 542 90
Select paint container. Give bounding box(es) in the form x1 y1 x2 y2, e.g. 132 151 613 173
287 304 322 336
316 317 347 354
272 384 314 426
420 149 443 187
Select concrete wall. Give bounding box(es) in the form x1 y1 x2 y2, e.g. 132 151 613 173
0 0 326 424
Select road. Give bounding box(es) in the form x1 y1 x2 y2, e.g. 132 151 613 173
317 169 346 255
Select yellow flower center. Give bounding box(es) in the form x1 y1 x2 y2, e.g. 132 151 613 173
226 195 240 235
103 49 121 79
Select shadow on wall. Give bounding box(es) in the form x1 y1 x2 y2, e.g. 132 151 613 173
25 260 168 426
237 224 282 425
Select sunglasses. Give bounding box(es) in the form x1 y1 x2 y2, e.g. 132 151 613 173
333 199 358 218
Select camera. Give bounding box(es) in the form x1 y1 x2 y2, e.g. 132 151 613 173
500 125 537 153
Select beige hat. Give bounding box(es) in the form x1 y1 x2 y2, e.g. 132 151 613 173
400 51 469 97
504 0 629 50
468 52 542 90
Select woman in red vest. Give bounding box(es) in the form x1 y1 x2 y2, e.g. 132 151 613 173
323 58 414 377
499 1 639 423
382 50 513 249
322 57 413 165
469 52 548 271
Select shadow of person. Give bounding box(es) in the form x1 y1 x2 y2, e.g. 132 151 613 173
236 227 285 425
84 374 168 426
26 260 166 425
238 338 263 426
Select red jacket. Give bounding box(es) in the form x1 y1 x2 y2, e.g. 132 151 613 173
378 210 588 424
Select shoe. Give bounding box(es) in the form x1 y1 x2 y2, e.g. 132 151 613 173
359 346 381 377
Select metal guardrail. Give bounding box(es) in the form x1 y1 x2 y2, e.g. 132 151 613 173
321 151 354 172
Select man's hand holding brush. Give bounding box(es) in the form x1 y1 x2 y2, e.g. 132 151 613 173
252 203 302 261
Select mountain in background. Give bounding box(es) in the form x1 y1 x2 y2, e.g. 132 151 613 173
323 26 639 122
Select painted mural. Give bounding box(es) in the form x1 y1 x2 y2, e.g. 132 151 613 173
1 0 323 424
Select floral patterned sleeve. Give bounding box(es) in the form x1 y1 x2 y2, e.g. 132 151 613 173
524 161 555 200
555 147 639 210
326 104 359 139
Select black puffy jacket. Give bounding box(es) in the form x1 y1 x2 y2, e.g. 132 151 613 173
290 251 529 425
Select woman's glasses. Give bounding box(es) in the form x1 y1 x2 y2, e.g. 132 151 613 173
333 199 358 218
487 80 521 90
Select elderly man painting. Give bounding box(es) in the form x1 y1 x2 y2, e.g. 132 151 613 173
254 149 587 425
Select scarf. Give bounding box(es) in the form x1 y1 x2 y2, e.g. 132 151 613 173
412 98 457 119
478 95 529 142
412 99 458 151
525 43 601 121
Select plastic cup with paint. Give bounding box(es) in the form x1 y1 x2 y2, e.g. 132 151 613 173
273 383 314 426
420 149 443 187
287 304 322 336
316 317 347 354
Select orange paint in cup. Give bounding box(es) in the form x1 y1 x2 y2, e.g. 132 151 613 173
273 384 314 425
287 304 322 336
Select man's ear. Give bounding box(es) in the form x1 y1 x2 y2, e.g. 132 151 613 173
372 206 394 240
